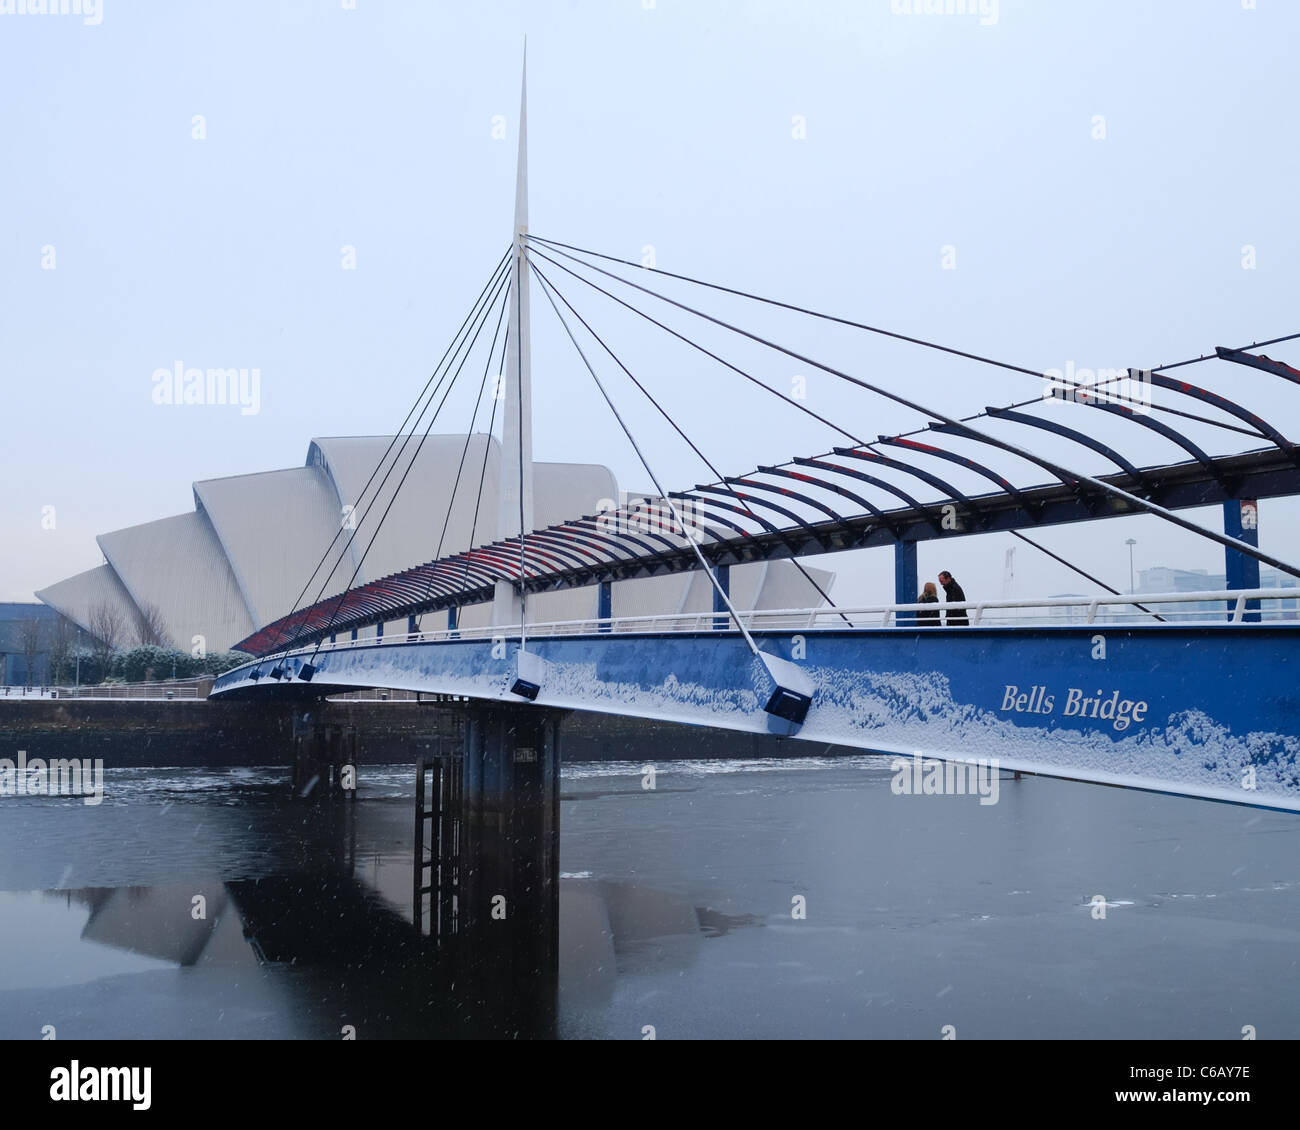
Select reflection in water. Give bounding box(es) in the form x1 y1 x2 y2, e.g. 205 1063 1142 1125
2 873 732 1040
74 884 254 967
1 758 1296 1039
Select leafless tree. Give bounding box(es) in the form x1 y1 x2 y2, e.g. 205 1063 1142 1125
132 600 171 647
87 601 124 675
47 616 74 685
17 618 44 688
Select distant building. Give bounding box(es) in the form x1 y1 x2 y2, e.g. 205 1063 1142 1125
1136 566 1298 619
0 602 70 686
37 435 834 654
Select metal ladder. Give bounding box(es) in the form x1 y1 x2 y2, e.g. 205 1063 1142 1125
413 720 463 943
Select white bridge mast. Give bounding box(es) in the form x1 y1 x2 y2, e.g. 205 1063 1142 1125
492 51 535 628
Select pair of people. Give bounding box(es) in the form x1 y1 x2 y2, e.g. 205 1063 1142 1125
916 571 968 626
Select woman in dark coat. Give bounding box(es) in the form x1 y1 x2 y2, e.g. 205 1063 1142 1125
916 581 940 626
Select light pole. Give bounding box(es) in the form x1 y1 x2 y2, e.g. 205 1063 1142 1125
1125 538 1137 594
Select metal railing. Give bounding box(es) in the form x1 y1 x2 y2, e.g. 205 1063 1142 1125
46 681 205 701
238 588 1299 670
0 685 58 699
326 688 423 702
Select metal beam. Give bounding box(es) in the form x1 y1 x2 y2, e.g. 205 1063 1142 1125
234 447 1300 655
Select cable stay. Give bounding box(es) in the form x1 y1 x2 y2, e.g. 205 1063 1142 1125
269 262 512 660
269 247 511 649
306 271 512 648
1008 531 1167 623
235 238 1300 658
528 258 850 623
528 262 761 654
530 260 815 722
523 239 1263 513
526 235 1271 564
526 236 1290 456
415 281 513 628
518 237 1300 582
525 233 1046 380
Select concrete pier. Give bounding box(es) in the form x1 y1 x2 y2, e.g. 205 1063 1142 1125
458 703 563 1033
291 714 358 799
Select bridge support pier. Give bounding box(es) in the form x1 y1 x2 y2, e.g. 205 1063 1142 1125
458 702 562 1032
291 713 358 800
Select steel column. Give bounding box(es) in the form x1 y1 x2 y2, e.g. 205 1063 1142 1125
1224 499 1261 621
895 539 918 624
713 564 730 630
597 579 612 631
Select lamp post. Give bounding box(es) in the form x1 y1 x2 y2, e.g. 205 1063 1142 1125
1125 538 1137 594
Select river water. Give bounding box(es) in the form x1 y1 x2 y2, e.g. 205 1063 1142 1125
1 756 1296 1040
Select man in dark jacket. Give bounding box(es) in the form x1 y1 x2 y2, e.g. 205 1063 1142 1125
938 571 968 626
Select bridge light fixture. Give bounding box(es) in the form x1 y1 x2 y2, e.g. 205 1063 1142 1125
298 663 316 682
758 652 815 726
248 666 263 681
268 665 285 680
765 685 812 724
510 649 548 701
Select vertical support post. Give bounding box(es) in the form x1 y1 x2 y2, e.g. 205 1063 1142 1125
493 54 535 629
414 756 426 936
895 539 918 626
459 702 561 1035
350 627 358 642
597 580 612 632
447 605 458 635
712 564 730 630
408 614 417 636
1223 500 1261 622
376 620 384 640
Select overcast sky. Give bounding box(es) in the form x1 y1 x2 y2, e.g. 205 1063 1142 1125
3 0 1298 609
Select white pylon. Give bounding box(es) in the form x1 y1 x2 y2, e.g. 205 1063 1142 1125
492 48 534 629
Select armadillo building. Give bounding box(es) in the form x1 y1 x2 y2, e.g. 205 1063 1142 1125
37 436 833 654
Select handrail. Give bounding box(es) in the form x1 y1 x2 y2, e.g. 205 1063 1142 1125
45 684 203 701
227 587 1300 670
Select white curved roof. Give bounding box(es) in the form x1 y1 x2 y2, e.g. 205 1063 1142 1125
97 511 254 652
37 435 833 652
308 435 503 581
751 561 835 610
35 564 141 641
308 435 617 583
194 465 348 630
